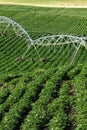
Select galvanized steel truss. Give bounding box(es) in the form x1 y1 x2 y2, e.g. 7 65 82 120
0 16 87 64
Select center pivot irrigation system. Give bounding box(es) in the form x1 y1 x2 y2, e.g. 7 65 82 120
0 16 87 64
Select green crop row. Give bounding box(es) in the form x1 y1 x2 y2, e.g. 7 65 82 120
0 88 10 105
67 64 82 79
47 82 70 130
20 65 73 130
0 68 57 130
0 82 26 120
0 74 23 104
74 70 87 130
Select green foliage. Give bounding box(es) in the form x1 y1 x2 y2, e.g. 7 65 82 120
0 4 87 130
67 64 82 79
74 72 87 130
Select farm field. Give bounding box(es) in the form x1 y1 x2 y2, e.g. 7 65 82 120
0 4 87 130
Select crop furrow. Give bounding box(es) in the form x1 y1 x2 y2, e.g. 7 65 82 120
20 65 73 130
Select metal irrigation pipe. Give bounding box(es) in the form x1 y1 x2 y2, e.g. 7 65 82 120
0 16 87 64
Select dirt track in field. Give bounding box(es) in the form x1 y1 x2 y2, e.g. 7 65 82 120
0 2 87 8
